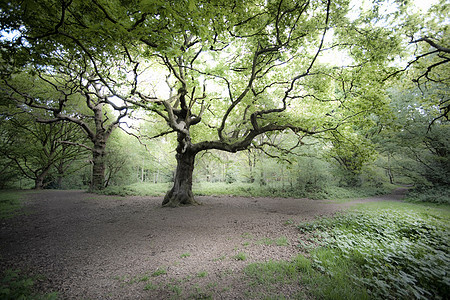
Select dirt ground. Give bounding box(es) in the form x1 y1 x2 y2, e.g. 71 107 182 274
0 189 406 299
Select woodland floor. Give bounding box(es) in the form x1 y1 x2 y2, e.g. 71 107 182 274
0 189 406 299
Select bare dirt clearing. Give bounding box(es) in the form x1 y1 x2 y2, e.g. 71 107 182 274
0 189 406 299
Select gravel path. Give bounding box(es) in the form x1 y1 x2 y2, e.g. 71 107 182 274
0 189 406 299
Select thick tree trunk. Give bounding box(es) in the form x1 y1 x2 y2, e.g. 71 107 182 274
34 174 45 190
91 143 106 191
34 167 51 190
162 150 200 207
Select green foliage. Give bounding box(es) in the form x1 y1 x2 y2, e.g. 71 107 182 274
297 202 450 299
0 191 23 219
406 186 450 204
0 269 58 300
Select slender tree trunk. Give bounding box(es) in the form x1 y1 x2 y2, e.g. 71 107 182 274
387 154 394 184
162 150 200 207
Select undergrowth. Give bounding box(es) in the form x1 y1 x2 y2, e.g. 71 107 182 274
296 202 450 299
97 181 393 200
405 185 450 204
243 201 449 299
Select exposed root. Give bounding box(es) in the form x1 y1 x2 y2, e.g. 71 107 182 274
162 188 201 207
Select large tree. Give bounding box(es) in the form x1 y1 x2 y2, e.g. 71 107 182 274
126 0 399 206
1 0 404 204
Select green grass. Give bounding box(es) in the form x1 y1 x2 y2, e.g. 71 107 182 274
98 181 394 200
0 191 25 219
256 236 289 246
0 269 58 300
143 282 158 291
151 267 167 277
197 271 208 278
232 251 247 261
98 182 171 196
180 252 191 258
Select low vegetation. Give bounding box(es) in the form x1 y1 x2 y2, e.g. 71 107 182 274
245 201 449 299
98 181 394 201
0 269 58 300
0 191 24 219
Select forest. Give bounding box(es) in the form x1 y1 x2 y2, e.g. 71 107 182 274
0 0 449 299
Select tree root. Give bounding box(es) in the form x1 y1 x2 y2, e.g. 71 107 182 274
162 188 201 207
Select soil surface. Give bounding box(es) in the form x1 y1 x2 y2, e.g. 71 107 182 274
0 189 406 299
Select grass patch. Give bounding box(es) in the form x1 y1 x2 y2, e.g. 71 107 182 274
151 267 167 277
245 259 302 285
212 255 226 262
143 282 158 291
256 236 289 246
232 251 247 261
0 191 24 219
197 271 208 278
180 252 191 258
0 269 58 300
98 182 170 197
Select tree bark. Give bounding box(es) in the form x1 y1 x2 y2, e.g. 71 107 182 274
34 166 51 190
34 173 46 190
91 142 106 191
162 150 200 207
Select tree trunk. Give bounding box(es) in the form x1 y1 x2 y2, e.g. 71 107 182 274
162 150 200 207
34 173 45 190
34 167 50 190
91 143 106 191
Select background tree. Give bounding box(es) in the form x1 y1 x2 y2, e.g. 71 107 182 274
0 107 87 189
388 0 449 123
376 86 450 187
